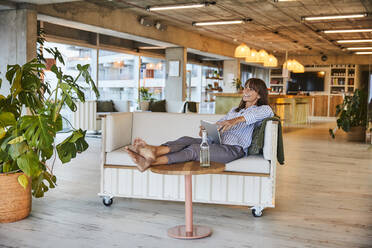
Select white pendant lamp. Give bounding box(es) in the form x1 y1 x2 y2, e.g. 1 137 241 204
257 49 269 63
245 49 259 63
234 43 251 58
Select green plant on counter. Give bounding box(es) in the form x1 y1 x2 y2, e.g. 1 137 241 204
232 78 243 92
0 30 99 197
329 89 368 138
139 87 155 101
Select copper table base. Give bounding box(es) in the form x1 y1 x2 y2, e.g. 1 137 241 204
167 225 212 239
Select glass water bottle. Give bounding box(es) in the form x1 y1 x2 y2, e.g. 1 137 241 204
200 130 210 167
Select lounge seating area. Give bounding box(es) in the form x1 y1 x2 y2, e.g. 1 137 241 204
100 112 279 216
0 0 371 247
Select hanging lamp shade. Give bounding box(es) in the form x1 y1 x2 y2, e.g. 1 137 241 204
146 63 155 70
264 54 278 67
155 62 163 70
245 49 259 63
283 59 304 72
234 43 250 58
257 49 269 63
292 60 304 73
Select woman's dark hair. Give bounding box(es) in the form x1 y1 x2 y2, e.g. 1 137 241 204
235 78 269 112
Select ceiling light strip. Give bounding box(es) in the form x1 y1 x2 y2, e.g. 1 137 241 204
302 13 367 21
346 47 372 50
337 39 372 43
193 20 245 26
355 52 372 55
147 3 208 11
324 29 372 33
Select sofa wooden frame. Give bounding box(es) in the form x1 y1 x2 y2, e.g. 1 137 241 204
98 112 278 217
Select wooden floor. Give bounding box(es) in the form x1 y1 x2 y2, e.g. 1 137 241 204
0 123 371 248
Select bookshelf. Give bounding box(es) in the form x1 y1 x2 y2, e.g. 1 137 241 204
269 68 288 94
329 64 357 94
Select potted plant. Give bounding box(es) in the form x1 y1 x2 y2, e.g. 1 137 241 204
329 89 368 142
138 87 154 111
232 78 243 92
0 33 98 223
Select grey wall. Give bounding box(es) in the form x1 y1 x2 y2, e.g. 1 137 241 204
165 47 186 102
0 9 37 96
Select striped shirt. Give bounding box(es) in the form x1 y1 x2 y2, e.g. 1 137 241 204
218 105 274 154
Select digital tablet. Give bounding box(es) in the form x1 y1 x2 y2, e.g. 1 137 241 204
200 120 222 144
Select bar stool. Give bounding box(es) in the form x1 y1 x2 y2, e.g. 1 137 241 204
272 102 291 125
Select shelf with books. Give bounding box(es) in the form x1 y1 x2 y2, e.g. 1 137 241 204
329 64 357 95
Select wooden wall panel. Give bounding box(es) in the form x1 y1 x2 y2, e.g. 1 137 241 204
329 95 344 117
313 95 328 116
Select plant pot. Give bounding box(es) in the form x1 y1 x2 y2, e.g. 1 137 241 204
139 101 150 111
0 172 31 223
346 126 366 142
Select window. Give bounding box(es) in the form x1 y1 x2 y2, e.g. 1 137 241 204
98 49 139 107
140 57 165 101
43 42 97 130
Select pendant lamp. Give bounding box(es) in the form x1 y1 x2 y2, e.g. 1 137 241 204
257 49 269 63
264 54 278 67
245 49 259 63
234 43 250 58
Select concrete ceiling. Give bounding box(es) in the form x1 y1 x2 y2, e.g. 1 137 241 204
4 0 372 56
84 0 372 56
9 0 80 4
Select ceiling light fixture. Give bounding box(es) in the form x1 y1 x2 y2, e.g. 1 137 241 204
146 2 215 11
346 47 372 50
245 49 259 63
302 13 367 21
354 51 372 55
337 39 372 43
234 43 250 58
323 29 372 33
273 0 298 2
192 19 251 26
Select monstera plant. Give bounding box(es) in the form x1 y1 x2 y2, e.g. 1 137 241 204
0 34 99 200
329 89 367 141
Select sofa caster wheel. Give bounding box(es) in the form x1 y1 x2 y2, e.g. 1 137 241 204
251 207 263 217
103 197 113 207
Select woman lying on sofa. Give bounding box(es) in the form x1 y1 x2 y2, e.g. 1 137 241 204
125 78 274 172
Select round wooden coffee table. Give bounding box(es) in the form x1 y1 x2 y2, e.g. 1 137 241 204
150 161 225 240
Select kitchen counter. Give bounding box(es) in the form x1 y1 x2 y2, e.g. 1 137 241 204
213 93 313 125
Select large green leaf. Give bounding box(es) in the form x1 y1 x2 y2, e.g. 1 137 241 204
0 112 16 127
20 115 55 151
16 150 41 177
77 64 99 98
56 129 88 163
60 83 77 112
18 174 29 189
32 171 57 198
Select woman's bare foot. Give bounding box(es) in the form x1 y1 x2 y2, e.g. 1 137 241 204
124 147 153 172
133 138 157 161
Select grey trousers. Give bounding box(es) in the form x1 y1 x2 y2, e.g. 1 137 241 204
162 136 244 164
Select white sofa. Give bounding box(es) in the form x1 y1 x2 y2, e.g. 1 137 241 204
99 112 279 217
72 100 130 131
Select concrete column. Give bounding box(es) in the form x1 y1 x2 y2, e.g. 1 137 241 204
0 9 37 96
165 47 187 101
223 59 240 93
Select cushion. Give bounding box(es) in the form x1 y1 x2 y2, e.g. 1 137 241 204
225 155 270 174
248 124 261 155
106 147 270 174
97 100 114 112
149 100 166 112
106 147 136 166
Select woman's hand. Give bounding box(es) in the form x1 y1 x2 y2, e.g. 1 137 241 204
217 116 245 133
199 125 205 137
